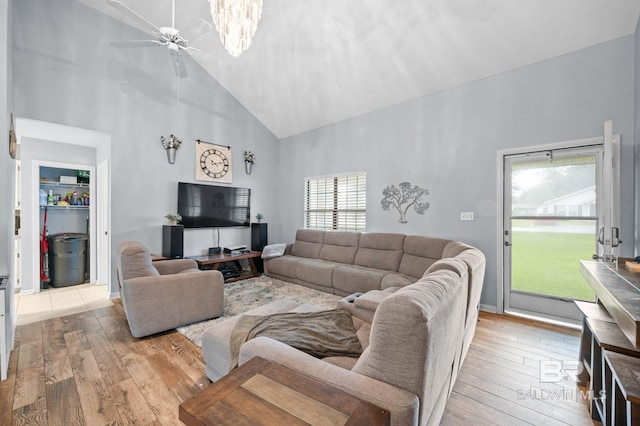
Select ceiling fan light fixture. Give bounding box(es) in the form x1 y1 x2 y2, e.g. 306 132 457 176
210 0 263 57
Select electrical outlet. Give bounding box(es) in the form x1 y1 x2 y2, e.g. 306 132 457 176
460 212 475 221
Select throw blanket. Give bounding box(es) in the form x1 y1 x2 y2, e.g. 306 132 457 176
229 309 363 370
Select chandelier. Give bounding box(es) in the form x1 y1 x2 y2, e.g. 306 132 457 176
209 0 263 57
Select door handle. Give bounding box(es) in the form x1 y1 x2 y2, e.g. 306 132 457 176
612 227 621 247
504 241 511 247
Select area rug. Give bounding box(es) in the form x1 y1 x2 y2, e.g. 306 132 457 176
177 275 342 347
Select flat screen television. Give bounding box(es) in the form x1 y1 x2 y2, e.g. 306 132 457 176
178 182 251 228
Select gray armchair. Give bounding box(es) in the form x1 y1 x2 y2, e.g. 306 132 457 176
117 240 224 338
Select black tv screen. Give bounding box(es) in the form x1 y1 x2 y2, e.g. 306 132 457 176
178 182 251 228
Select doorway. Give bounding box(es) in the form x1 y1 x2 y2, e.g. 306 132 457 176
499 134 620 324
14 118 111 296
38 164 94 289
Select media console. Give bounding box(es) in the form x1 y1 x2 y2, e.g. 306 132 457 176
186 251 262 283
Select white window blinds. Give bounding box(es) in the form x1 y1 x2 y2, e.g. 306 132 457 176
304 172 366 231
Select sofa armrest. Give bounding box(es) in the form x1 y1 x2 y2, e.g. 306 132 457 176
121 270 224 337
153 258 199 275
239 337 418 426
337 289 399 323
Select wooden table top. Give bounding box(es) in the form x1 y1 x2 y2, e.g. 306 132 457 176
604 350 640 404
179 356 390 426
581 261 640 349
187 251 262 265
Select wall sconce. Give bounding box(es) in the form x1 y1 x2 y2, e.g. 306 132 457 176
244 150 255 174
161 134 182 164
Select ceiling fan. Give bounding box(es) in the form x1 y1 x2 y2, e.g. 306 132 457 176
108 0 209 78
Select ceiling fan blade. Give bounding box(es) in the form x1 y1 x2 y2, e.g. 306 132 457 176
107 0 161 34
111 40 166 48
170 51 188 78
181 18 214 44
188 47 232 72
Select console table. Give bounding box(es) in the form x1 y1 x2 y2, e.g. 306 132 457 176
179 356 390 426
186 251 262 283
579 260 640 425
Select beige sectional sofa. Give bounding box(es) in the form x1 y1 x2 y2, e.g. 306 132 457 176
239 266 467 426
264 228 486 362
265 229 481 293
200 229 485 425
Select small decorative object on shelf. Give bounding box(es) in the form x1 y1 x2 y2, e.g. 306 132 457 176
255 213 264 223
244 150 255 175
161 134 182 164
165 213 182 226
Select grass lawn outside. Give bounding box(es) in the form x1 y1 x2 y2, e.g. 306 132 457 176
511 221 596 302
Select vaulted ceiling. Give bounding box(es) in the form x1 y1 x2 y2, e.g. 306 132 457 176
76 0 640 139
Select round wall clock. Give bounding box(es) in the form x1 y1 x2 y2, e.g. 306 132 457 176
195 141 232 183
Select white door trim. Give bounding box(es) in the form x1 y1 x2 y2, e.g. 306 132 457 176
496 136 605 316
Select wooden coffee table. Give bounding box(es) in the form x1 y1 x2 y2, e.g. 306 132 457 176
179 356 390 426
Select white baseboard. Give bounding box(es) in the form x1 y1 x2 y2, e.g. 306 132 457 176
479 304 497 313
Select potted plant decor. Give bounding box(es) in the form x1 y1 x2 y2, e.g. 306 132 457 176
165 213 182 226
244 150 255 175
161 134 182 164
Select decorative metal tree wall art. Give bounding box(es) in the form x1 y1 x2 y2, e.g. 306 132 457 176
381 182 430 223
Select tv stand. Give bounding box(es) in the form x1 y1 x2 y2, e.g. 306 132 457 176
186 251 262 283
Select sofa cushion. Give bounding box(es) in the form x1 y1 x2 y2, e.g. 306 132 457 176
264 255 302 278
354 233 405 271
333 265 391 295
398 236 451 278
320 231 360 264
290 229 325 258
380 273 413 289
441 240 473 258
296 258 337 290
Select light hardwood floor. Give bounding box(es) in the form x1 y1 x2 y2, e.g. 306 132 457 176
1 299 596 425
14 284 114 326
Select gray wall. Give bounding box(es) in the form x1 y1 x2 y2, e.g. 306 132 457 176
7 0 639 312
1 0 16 355
278 36 635 311
12 0 280 292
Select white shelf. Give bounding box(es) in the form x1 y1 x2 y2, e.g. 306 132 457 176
40 181 89 188
40 181 89 209
40 205 88 210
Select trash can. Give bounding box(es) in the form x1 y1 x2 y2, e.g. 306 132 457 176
47 233 88 287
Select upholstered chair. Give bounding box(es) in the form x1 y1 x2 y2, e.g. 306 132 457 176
117 240 224 338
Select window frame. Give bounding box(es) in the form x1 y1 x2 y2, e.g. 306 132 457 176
303 171 366 232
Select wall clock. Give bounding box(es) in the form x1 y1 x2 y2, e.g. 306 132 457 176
8 113 16 159
195 141 232 183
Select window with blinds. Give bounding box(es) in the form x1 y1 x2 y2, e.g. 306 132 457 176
304 172 366 231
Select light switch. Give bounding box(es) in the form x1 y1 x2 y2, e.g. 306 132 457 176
460 212 474 221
